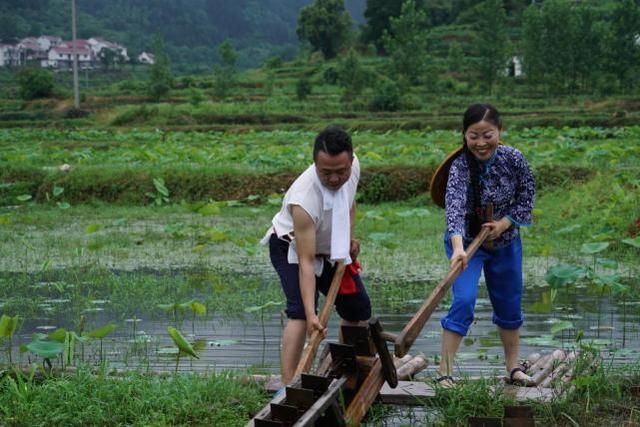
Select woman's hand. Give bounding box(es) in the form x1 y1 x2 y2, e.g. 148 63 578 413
450 247 468 270
482 217 512 241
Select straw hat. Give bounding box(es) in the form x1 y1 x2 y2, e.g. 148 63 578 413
430 146 464 209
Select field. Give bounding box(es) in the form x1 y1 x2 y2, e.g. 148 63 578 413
1 62 640 425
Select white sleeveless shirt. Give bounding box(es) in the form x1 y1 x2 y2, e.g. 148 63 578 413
264 156 360 268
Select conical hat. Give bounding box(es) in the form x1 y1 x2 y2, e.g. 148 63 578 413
430 146 464 209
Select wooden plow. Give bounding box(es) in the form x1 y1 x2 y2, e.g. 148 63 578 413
248 208 494 427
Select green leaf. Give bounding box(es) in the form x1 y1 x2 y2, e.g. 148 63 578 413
188 301 206 315
167 326 199 359
52 185 64 197
57 202 71 209
544 264 586 287
197 202 222 216
48 328 68 342
580 242 609 254
85 224 103 234
0 314 19 337
153 178 169 197
17 194 32 202
83 323 117 339
26 340 64 359
550 320 574 335
622 236 640 248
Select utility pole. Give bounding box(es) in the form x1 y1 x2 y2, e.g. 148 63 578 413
71 0 80 109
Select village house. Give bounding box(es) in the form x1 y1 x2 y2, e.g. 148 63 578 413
0 44 21 67
0 35 131 70
137 51 155 65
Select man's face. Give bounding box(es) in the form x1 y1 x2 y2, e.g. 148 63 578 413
315 150 353 191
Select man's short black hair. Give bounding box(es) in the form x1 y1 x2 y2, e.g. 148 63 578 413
313 126 353 160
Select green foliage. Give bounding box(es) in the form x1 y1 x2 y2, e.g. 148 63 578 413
147 33 173 101
382 0 431 86
295 76 313 100
296 0 353 59
471 0 510 93
362 0 426 51
214 39 239 98
336 50 371 103
0 369 267 426
369 78 402 112
145 177 170 206
16 68 54 100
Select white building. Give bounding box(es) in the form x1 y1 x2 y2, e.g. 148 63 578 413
137 51 155 65
0 44 21 67
46 44 93 70
88 37 129 63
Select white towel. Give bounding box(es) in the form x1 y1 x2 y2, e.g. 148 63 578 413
316 170 352 266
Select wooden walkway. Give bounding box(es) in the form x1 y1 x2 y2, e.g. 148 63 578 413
254 348 597 406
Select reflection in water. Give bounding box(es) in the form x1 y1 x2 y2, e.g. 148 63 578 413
14 285 640 378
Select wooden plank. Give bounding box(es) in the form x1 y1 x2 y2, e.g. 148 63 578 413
295 263 346 376
246 392 287 427
270 403 300 424
292 377 347 427
369 318 398 388
379 381 436 405
344 360 385 426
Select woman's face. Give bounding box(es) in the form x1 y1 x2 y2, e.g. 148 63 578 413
464 120 500 161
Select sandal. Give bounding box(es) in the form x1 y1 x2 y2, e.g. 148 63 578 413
509 367 535 387
435 375 456 388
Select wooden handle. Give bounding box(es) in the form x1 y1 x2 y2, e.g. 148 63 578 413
295 262 347 376
394 203 494 357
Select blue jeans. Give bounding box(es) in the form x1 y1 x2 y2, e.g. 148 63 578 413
268 234 371 321
441 236 524 336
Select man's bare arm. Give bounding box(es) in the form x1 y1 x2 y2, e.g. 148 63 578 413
291 205 325 337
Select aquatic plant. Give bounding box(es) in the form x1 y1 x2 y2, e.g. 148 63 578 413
167 326 199 373
0 314 20 364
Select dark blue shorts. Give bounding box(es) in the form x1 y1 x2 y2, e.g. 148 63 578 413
268 234 371 321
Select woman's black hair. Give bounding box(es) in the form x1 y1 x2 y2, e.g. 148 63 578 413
313 126 353 161
461 104 502 238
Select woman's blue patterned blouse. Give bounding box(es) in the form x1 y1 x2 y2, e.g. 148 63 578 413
445 145 535 248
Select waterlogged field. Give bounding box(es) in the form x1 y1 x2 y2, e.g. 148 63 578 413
1 126 640 425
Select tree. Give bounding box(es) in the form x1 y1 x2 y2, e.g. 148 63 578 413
17 68 54 100
471 0 510 93
382 0 431 86
336 49 370 103
214 38 238 98
362 0 426 52
147 33 172 101
296 0 352 59
603 0 640 91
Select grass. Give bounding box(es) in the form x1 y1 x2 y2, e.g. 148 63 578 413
0 367 266 426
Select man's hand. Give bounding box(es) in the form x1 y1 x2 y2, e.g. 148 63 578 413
306 313 327 338
350 238 360 259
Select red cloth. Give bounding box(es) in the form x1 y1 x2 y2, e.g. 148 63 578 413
338 260 361 295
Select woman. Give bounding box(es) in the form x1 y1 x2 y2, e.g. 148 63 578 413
434 103 536 387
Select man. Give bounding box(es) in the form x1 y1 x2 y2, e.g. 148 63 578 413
262 126 371 385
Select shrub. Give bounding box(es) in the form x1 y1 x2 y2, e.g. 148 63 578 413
369 79 402 112
296 77 312 101
16 68 54 100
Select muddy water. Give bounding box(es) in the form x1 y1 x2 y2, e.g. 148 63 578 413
14 281 640 379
